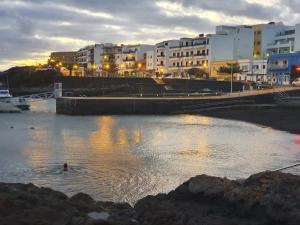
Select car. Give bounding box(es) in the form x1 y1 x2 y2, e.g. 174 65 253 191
292 78 300 87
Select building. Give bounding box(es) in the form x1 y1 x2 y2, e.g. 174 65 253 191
49 51 77 66
167 37 208 77
100 45 122 77
216 25 254 60
237 59 269 83
146 50 155 73
252 22 295 59
267 53 300 85
76 44 102 74
116 44 155 77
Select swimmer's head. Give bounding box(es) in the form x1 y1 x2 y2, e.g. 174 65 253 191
63 163 68 171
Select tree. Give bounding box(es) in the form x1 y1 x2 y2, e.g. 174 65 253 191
187 67 208 79
218 63 242 74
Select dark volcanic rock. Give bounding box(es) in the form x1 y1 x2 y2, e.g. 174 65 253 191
1 171 300 225
0 183 135 225
135 171 300 225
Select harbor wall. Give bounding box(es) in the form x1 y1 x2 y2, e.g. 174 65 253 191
56 88 300 115
55 77 245 96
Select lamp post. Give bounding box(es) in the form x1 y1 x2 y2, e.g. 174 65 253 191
230 63 233 93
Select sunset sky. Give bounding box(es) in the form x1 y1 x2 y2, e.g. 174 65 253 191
0 0 299 71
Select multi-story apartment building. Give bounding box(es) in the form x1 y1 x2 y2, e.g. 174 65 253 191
252 22 295 59
154 32 241 77
100 45 122 76
154 40 180 75
216 25 254 60
116 44 155 77
76 44 102 72
266 23 300 56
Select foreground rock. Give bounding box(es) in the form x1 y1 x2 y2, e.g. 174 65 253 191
135 171 300 225
1 171 300 225
0 183 136 225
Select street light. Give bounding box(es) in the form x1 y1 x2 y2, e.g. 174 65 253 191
230 63 233 93
159 68 164 76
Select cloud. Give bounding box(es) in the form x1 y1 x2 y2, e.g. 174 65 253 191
0 0 297 70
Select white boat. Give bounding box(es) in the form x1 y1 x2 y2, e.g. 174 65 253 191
0 89 30 111
0 89 12 98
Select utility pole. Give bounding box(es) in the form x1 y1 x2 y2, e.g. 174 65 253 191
230 64 233 93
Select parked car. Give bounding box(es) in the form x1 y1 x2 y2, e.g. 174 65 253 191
292 78 300 86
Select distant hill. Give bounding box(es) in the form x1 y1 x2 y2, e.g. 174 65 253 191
0 66 59 88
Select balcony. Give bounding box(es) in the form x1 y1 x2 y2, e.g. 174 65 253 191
123 58 136 62
123 50 136 54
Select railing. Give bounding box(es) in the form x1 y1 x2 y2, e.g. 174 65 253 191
12 92 55 103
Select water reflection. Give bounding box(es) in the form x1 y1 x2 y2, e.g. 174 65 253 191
0 101 299 204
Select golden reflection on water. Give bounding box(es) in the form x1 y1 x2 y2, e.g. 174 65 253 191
181 115 212 125
89 116 115 150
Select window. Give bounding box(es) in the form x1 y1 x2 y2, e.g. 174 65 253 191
197 61 200 65
165 42 168 46
186 52 189 56
202 50 205 55
173 62 176 66
177 62 180 67
263 65 266 69
207 39 209 44
177 53 180 57
257 41 261 45
160 61 164 66
186 62 188 66
186 42 189 46
206 49 209 56
197 50 200 55
173 53 176 57
191 51 193 55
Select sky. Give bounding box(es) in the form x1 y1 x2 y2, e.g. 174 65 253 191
0 0 299 71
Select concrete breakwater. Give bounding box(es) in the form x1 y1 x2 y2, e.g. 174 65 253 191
1 171 300 225
56 87 300 115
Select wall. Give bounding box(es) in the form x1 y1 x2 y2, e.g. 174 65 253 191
208 34 234 64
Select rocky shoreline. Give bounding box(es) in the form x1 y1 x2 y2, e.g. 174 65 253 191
1 171 300 225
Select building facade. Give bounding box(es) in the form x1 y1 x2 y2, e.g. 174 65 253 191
49 51 77 66
267 53 300 85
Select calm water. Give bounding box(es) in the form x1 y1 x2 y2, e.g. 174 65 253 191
0 100 299 204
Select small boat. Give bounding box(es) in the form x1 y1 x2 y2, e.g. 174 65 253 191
0 89 30 111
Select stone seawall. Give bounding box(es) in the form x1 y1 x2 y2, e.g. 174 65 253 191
1 171 300 225
56 96 253 115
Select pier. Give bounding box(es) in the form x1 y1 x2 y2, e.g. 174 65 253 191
56 87 300 115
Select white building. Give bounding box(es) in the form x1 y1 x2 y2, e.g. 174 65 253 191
146 50 155 71
266 23 300 56
252 22 294 59
77 43 118 75
116 44 155 76
155 40 180 75
216 25 254 60
77 44 102 72
237 59 270 83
